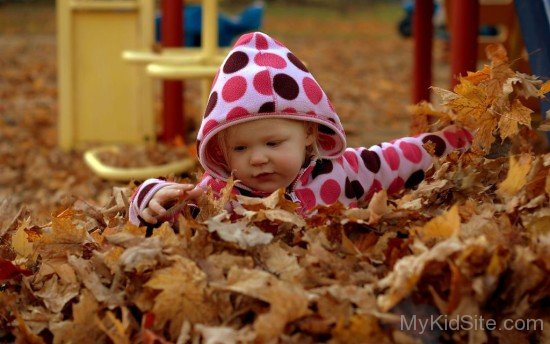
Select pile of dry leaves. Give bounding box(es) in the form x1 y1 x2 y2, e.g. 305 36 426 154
1 45 549 343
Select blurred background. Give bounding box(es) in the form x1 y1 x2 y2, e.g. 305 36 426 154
0 0 547 221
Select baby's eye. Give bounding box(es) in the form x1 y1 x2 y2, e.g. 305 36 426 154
266 140 282 147
233 145 247 152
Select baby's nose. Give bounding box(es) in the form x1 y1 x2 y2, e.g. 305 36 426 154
250 150 268 165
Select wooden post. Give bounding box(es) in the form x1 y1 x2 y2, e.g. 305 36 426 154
450 0 479 87
413 0 433 103
161 0 184 142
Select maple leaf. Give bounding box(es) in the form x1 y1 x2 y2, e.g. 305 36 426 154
434 81 498 152
32 274 80 313
217 267 311 342
144 256 217 339
498 99 533 140
50 289 105 344
68 255 122 305
462 65 491 85
205 212 273 248
11 216 34 259
377 237 465 312
257 243 302 282
497 154 532 198
34 209 90 259
118 235 164 273
408 101 452 135
416 205 460 240
539 80 550 97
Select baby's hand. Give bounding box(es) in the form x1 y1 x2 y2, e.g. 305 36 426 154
139 184 203 224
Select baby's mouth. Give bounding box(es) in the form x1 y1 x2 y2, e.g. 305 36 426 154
254 172 274 179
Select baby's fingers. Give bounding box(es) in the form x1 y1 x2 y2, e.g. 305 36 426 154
148 199 167 217
140 208 158 224
185 186 203 200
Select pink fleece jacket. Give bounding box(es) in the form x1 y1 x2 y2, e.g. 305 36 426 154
129 32 472 226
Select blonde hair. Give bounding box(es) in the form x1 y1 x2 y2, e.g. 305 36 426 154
209 119 319 174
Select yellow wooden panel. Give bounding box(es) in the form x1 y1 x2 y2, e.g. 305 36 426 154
73 11 143 143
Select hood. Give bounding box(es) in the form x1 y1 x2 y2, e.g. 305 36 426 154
197 31 347 181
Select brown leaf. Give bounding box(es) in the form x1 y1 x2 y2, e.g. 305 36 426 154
144 256 217 338
217 267 311 342
50 289 105 344
498 99 533 140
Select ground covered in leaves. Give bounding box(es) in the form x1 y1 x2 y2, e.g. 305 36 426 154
1 3 550 344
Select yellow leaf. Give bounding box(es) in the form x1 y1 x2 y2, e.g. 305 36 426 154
498 99 533 140
144 256 216 339
434 80 499 153
417 205 460 240
497 154 532 198
539 80 550 96
12 217 34 259
462 65 491 85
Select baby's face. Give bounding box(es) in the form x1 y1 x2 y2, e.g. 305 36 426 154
224 118 315 193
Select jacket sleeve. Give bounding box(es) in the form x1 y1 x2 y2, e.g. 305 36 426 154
128 178 180 226
340 125 472 202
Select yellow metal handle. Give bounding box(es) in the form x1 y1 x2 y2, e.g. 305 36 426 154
84 146 196 181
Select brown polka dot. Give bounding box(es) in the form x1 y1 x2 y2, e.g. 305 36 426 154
361 150 381 173
223 51 249 74
204 91 217 117
405 170 425 189
319 125 335 135
311 159 333 180
287 52 308 72
422 135 447 157
345 177 364 200
273 73 299 100
259 102 275 113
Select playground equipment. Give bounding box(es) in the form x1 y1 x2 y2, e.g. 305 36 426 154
412 0 527 103
58 0 234 180
57 0 156 149
155 1 264 47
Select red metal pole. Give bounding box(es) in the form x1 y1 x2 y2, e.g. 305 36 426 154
450 0 479 87
161 0 184 142
413 0 434 103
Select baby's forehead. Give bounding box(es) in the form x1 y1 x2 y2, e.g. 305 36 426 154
225 118 307 136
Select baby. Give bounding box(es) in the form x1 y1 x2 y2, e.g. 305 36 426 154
129 32 472 226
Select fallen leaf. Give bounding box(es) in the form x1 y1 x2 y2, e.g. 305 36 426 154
416 204 460 240
50 289 105 344
497 154 532 198
144 256 217 339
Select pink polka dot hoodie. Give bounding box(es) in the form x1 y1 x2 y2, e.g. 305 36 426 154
129 32 472 226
